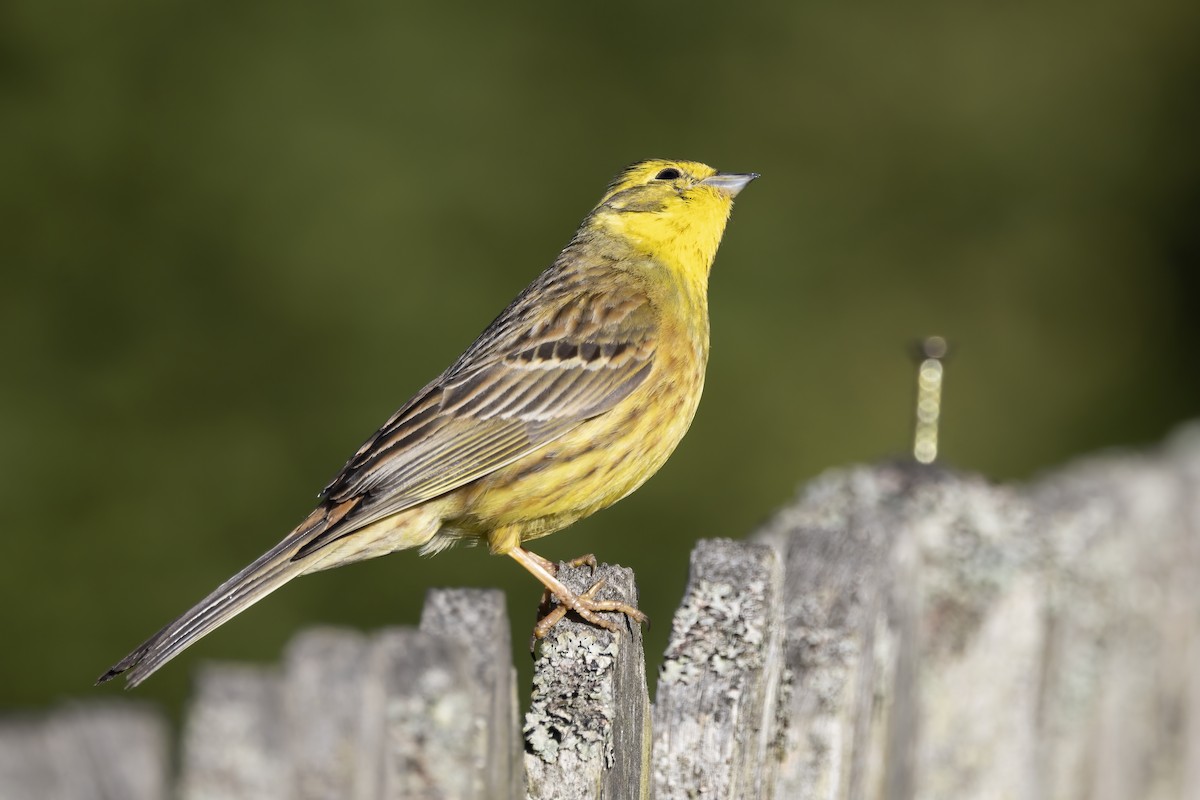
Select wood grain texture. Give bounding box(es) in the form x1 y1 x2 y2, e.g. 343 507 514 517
0 702 168 800
420 588 522 800
754 422 1200 799
178 664 284 800
282 628 370 800
11 422 1200 799
652 538 785 799
523 562 650 800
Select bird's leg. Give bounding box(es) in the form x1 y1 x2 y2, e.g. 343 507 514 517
527 551 600 619
508 546 648 638
526 550 598 574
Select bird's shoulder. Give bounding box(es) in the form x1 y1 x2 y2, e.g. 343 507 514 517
449 247 662 377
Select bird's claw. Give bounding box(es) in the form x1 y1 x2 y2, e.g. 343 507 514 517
565 553 599 573
533 576 649 639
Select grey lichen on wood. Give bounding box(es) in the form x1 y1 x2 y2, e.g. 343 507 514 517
10 422 1200 800
1027 426 1200 800
357 589 522 800
281 628 370 800
0 702 168 800
754 463 1044 800
175 590 521 800
753 422 1200 800
179 664 285 800
419 588 522 800
652 538 786 799
524 562 650 800
752 465 899 800
361 628 485 800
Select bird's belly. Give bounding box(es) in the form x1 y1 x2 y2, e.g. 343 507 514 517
453 356 705 542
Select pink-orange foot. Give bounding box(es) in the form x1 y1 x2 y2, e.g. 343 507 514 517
508 547 648 638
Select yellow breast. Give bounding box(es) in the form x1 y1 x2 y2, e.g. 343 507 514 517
454 312 707 542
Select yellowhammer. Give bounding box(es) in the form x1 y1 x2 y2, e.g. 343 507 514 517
99 159 756 687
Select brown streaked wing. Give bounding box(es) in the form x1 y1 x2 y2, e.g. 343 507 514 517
298 289 658 556
318 377 445 498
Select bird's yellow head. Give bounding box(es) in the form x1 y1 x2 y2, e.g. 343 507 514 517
588 159 757 289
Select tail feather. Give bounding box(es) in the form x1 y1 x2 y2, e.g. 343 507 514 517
97 507 332 688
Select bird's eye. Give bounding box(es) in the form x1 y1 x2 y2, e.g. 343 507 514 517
654 167 682 181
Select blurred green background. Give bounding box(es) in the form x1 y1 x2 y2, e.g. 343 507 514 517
3 0 1198 720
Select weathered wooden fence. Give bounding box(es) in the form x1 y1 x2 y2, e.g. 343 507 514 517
5 422 1200 799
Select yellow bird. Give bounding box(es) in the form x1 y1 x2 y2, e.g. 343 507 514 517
99 159 757 687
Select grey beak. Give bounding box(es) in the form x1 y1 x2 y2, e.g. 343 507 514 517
700 172 760 197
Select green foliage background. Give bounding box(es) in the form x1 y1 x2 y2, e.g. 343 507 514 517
3 0 1198 717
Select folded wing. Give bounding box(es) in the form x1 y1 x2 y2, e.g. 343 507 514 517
297 288 658 557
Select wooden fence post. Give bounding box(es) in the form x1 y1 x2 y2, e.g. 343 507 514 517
179 664 285 800
753 425 1200 799
0 702 168 800
282 628 370 800
177 591 519 800
6 422 1200 800
523 562 650 800
419 589 522 800
652 538 786 799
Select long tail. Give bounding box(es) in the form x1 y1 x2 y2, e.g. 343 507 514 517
97 504 347 688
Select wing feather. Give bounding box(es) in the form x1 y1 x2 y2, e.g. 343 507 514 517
298 285 658 557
